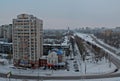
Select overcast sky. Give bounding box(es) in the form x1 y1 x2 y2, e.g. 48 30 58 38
0 0 120 29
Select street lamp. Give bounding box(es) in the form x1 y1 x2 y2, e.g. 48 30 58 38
37 66 39 81
108 53 111 68
85 59 86 74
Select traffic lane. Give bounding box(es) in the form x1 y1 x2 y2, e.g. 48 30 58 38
0 72 119 80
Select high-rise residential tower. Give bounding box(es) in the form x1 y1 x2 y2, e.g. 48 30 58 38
0 24 12 42
12 14 43 68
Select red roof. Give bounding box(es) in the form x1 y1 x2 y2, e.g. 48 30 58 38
47 63 54 66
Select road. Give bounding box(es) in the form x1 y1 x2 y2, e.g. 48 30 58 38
1 72 120 80
90 35 120 69
90 35 117 54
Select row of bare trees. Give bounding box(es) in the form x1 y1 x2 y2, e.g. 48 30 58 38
95 32 120 49
75 35 106 63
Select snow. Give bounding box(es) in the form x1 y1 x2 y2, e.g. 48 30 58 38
75 33 95 44
0 33 119 80
1 77 120 81
0 40 117 77
91 34 118 52
75 33 118 53
1 62 115 77
75 33 120 64
82 59 116 74
0 58 8 65
0 41 12 45
74 41 116 75
61 36 69 46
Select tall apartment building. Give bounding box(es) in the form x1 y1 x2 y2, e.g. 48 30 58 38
0 24 12 42
13 14 43 68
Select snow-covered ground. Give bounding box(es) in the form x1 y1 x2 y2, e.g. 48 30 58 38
75 33 120 63
75 33 95 44
0 57 116 77
1 77 120 81
0 38 116 77
81 58 116 74
0 33 119 80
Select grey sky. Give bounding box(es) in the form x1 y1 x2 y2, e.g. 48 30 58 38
0 0 120 29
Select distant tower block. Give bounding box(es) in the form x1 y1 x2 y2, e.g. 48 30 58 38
67 27 70 42
67 27 70 34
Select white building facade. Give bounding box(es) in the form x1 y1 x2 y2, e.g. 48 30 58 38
47 52 58 65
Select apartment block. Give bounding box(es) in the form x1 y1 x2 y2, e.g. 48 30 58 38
0 24 12 42
12 14 43 68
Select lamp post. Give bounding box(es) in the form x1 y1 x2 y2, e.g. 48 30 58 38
83 52 86 74
38 67 40 81
85 60 86 74
108 53 111 68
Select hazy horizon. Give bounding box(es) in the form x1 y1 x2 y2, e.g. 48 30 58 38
1 0 120 29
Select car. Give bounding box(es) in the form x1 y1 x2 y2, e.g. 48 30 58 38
67 69 69 71
73 61 77 63
43 67 47 70
74 64 78 67
70 57 74 60
75 69 79 72
22 68 27 70
10 66 16 69
70 58 74 60
74 66 79 69
17 67 23 69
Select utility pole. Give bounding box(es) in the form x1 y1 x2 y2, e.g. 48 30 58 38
83 52 86 74
85 60 86 74
38 67 39 81
109 54 111 68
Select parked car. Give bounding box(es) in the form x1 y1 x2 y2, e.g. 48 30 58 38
75 69 79 72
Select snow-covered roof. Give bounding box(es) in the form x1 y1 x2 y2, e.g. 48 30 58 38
0 41 12 45
56 62 65 65
40 56 47 59
50 49 63 55
56 49 63 55
0 59 6 62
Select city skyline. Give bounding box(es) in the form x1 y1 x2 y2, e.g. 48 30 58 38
1 0 120 29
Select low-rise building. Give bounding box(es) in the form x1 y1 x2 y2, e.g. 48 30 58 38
46 49 66 69
47 52 58 66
